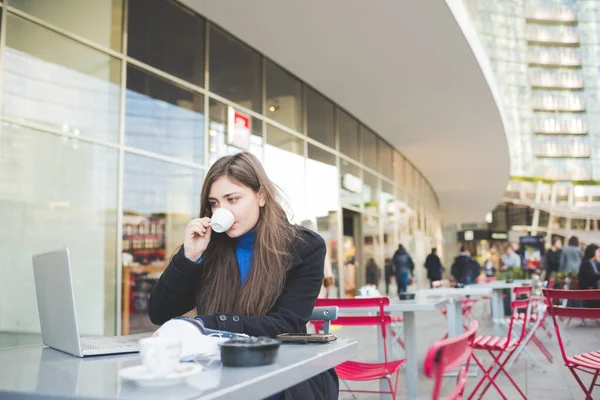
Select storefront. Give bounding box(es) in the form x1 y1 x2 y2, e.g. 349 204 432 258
0 0 442 339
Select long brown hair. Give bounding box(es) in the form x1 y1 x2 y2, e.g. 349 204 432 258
197 152 297 316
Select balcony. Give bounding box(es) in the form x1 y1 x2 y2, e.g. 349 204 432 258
529 71 583 89
532 95 585 112
528 49 581 67
536 166 592 181
526 5 577 24
534 118 588 135
535 140 591 158
527 26 579 45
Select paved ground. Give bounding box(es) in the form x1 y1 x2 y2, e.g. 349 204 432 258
333 300 600 399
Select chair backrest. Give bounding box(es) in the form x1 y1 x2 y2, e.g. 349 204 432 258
310 306 339 334
424 320 479 400
506 286 533 345
543 289 600 364
315 297 392 362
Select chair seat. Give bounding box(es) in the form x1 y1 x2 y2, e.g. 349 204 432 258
473 335 518 351
391 316 403 323
336 359 406 381
567 351 600 371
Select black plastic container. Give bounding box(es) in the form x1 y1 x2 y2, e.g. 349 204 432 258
220 336 281 367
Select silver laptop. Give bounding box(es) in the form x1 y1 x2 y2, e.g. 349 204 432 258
32 248 142 357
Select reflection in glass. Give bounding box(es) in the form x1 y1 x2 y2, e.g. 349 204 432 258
128 0 205 87
3 14 121 143
10 0 124 51
266 60 303 132
122 153 203 334
208 99 263 165
393 151 404 188
360 125 378 171
307 87 335 149
126 66 204 164
307 145 340 298
0 123 118 344
265 125 305 222
340 160 362 209
210 25 262 112
338 109 360 161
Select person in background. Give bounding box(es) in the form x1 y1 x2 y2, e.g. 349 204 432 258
148 152 338 399
501 244 521 271
343 247 357 298
384 258 395 295
482 256 496 278
560 236 582 274
451 246 473 285
577 244 600 308
365 258 381 287
424 248 443 288
544 237 562 280
393 244 414 293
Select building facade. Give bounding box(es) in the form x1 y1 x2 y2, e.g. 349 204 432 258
0 0 442 343
473 0 600 244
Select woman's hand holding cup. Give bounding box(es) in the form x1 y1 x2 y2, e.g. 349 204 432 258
184 217 212 262
183 208 235 262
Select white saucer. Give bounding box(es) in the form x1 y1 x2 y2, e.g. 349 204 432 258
119 363 203 387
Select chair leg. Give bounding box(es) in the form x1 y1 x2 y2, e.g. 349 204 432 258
340 380 358 400
569 367 595 400
480 349 528 400
468 352 508 400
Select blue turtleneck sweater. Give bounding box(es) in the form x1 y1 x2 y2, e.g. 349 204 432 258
236 229 254 285
196 229 254 284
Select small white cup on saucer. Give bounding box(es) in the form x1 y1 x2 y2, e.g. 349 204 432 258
210 208 235 233
139 337 181 377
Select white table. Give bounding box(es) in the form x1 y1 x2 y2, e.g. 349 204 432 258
0 338 358 399
339 297 449 400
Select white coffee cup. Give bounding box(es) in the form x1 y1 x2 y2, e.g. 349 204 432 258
139 337 181 377
210 208 235 233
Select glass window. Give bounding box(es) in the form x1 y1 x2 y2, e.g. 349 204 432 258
122 153 203 334
362 214 383 290
208 99 263 165
3 14 121 143
10 0 124 51
266 124 303 156
266 59 303 132
265 125 305 222
306 145 340 298
338 109 359 161
209 25 262 112
393 151 404 187
306 87 335 149
126 66 204 164
0 123 118 347
128 0 204 87
363 171 380 213
360 125 377 171
340 159 362 209
378 139 393 178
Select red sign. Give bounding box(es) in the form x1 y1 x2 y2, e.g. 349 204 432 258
227 106 251 150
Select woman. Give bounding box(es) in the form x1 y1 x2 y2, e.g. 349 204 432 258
365 258 381 286
578 244 600 301
148 152 338 399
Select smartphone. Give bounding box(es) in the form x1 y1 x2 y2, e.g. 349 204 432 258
276 333 337 344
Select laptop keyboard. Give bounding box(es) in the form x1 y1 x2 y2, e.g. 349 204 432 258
81 337 139 350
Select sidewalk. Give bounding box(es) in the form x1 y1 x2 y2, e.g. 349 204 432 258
333 301 600 399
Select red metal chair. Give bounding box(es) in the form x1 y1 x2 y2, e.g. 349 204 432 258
315 297 407 399
424 320 479 400
468 286 533 400
543 289 600 400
